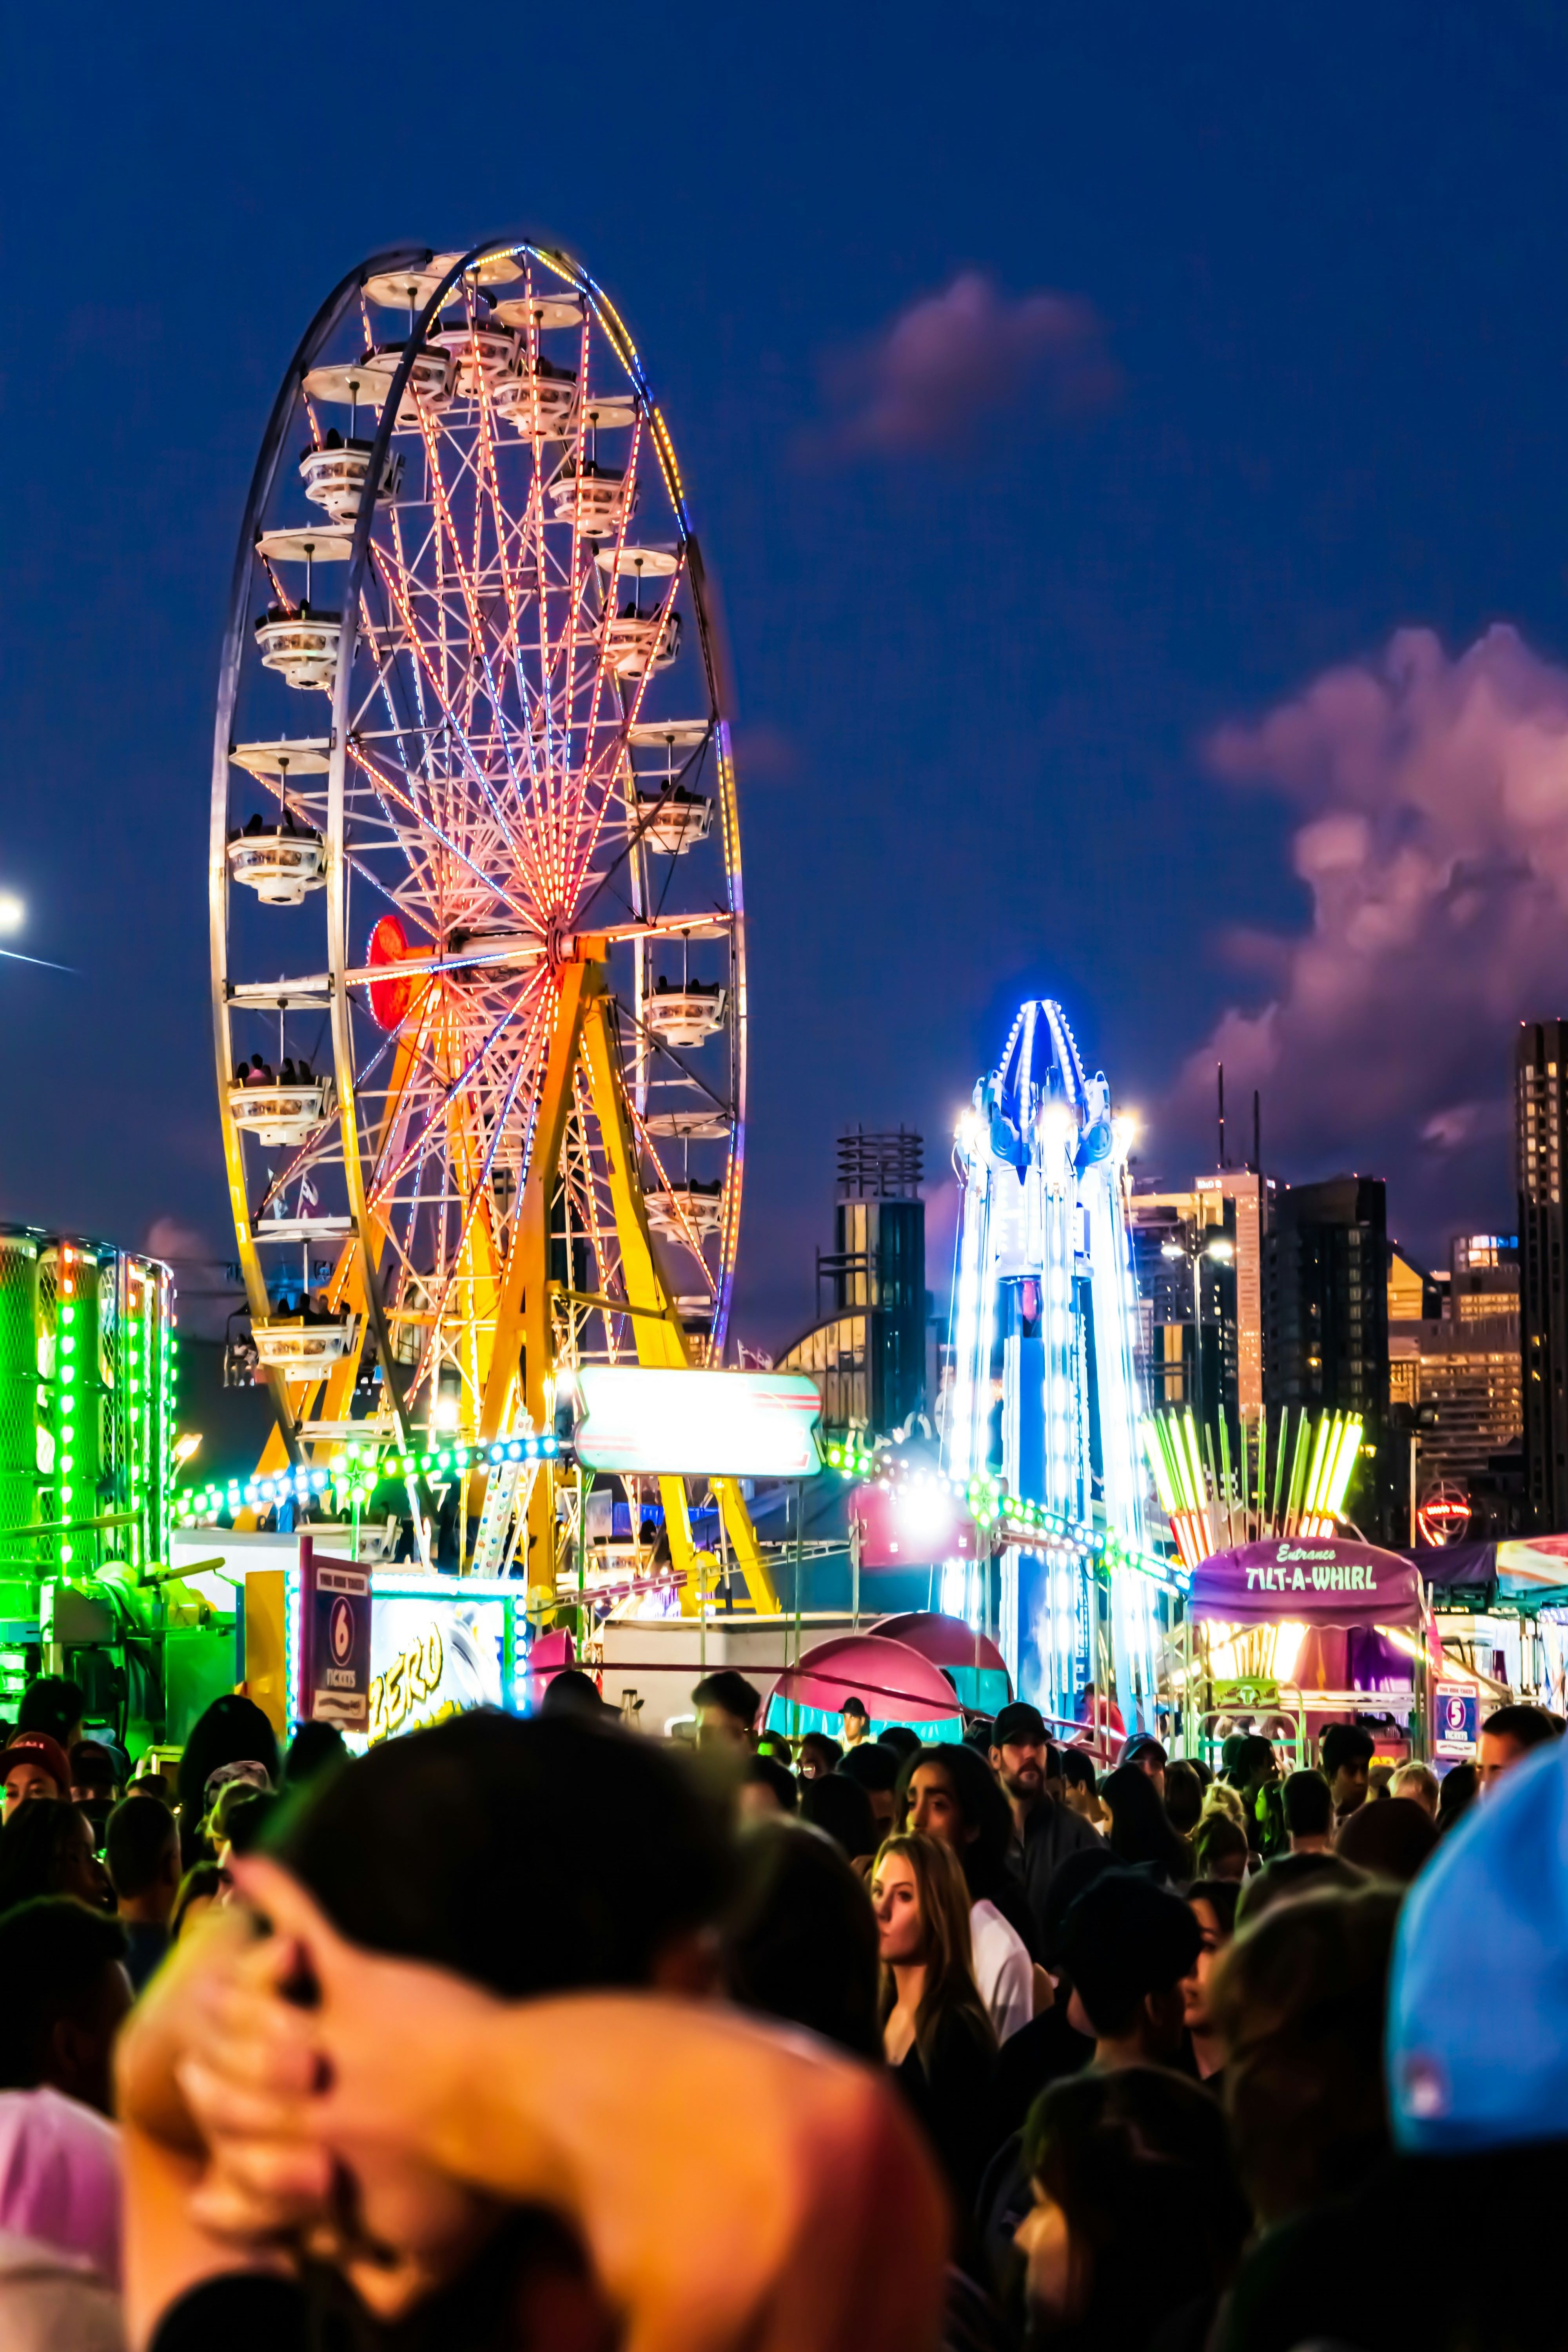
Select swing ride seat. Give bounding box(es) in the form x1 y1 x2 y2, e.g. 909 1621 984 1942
253 604 342 692
635 786 711 854
227 1078 331 1149
226 826 327 905
298 434 401 523
646 1180 725 1240
645 980 726 1047
252 1311 360 1372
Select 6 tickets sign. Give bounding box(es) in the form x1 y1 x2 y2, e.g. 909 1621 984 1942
300 1539 372 1732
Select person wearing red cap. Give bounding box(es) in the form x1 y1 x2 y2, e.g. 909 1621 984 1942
2 1734 71 1822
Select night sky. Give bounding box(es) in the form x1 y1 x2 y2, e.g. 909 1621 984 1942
6 4 1568 1350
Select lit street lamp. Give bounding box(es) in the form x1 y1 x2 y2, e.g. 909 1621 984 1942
1160 1230 1234 1430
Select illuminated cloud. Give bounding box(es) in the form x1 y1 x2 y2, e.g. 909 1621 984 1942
1168 626 1568 1230
822 271 1117 456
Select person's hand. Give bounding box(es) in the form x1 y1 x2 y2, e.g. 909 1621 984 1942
182 1856 949 2352
115 1904 258 2156
187 1856 509 2171
176 1857 510 2314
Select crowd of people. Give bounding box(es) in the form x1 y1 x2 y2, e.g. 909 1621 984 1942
232 1055 316 1089
0 1660 1563 2349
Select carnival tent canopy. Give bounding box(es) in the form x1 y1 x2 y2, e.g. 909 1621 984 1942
872 1611 1010 1683
1415 1537 1568 1606
762 1632 969 1726
1190 1537 1422 1630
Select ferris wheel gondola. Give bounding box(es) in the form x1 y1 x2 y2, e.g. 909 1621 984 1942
211 237 763 1600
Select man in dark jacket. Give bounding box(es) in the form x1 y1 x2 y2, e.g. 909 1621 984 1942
989 1700 1102 1944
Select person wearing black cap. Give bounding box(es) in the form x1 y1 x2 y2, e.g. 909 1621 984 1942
989 1700 1100 1946
1058 1867 1201 2071
839 1695 871 1749
1120 1730 1167 1802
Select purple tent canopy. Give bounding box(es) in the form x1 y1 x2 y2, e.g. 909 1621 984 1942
1189 1537 1423 1630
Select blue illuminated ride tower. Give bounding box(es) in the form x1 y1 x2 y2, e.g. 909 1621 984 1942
942 1001 1159 1730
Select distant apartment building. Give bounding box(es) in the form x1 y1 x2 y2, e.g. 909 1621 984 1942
777 1128 929 1436
1517 1021 1568 1529
1388 1234 1521 1499
1263 1175 1390 1533
1263 1176 1389 1419
1128 1169 1271 1428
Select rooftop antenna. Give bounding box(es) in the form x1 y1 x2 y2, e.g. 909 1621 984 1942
1252 1089 1261 1178
1217 1061 1226 1169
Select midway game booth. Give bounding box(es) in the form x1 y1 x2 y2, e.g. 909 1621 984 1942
241 1537 530 1748
1179 1535 1436 1768
1415 1534 1568 1747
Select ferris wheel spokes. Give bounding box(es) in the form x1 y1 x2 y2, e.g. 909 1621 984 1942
214 241 751 1599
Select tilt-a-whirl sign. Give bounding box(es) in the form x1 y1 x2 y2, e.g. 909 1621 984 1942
1188 1538 1422 1628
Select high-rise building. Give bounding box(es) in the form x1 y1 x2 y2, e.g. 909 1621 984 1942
1451 1232 1519 1321
1130 1171 1271 1426
777 1128 928 1436
1264 1175 1389 1530
1517 1022 1568 1529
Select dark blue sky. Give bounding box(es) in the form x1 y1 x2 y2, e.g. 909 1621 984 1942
5 3 1568 1345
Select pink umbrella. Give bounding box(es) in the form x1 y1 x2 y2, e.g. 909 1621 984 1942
872 1610 1010 1685
762 1632 968 1726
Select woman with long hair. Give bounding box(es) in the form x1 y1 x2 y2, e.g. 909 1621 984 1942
871 1830 997 2210
901 1742 1036 2039
1100 1762 1191 1883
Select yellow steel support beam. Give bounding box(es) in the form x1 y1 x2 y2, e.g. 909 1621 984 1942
580 994 777 1615
472 949 601 1598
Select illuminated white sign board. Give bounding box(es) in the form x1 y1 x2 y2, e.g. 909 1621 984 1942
573 1367 822 1478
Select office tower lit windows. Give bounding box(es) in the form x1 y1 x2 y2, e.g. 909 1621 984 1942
1517 1022 1568 1529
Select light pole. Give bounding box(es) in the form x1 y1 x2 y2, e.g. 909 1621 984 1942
1161 1230 1234 1431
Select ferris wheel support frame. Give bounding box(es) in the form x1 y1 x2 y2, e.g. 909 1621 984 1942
210 242 433 1468
214 232 773 1604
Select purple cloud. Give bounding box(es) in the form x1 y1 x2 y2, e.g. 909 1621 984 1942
822 271 1117 456
1164 626 1568 1233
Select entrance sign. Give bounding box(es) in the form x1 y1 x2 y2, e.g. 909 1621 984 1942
1189 1538 1423 1629
573 1367 822 1479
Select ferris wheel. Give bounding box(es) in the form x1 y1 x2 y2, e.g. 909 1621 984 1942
210 237 758 1593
